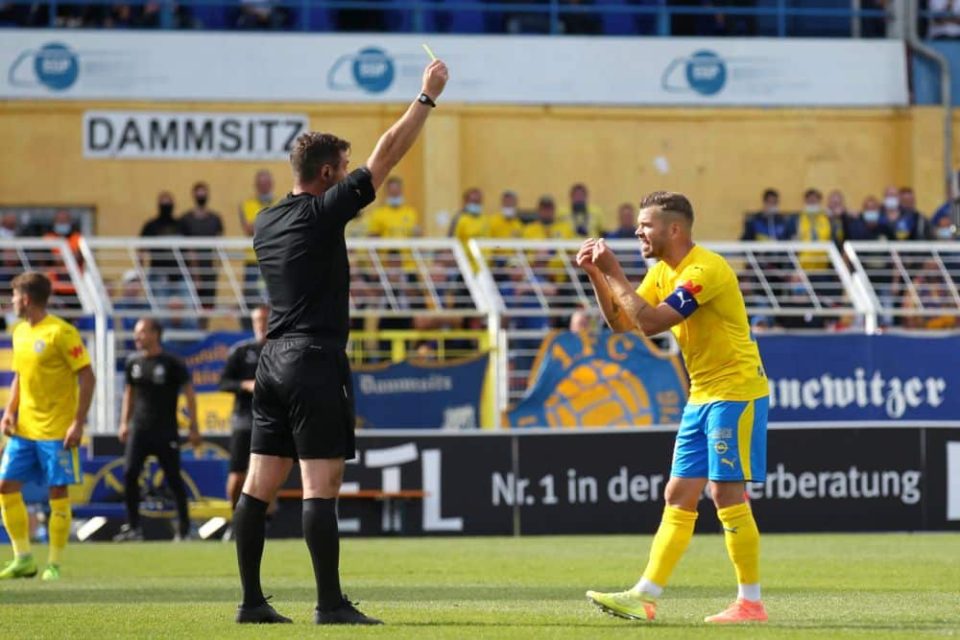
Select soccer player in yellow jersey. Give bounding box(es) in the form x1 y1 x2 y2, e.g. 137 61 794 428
0 272 95 581
578 191 769 624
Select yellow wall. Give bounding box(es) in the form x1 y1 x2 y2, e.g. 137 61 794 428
0 101 956 240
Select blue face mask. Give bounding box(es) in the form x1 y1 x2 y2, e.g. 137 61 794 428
935 226 954 239
387 196 404 207
863 210 880 223
465 203 482 215
54 223 72 235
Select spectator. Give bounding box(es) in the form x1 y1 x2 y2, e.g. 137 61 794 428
796 188 835 273
448 188 490 271
140 191 183 300
367 176 420 239
489 190 524 241
239 170 275 315
740 188 796 241
824 189 848 248
604 203 638 240
569 308 592 333
931 175 958 229
928 0 960 38
559 183 604 237
43 210 84 265
42 210 84 303
844 195 893 241
0 213 17 239
932 214 957 240
523 195 575 240
161 297 201 351
236 0 287 29
179 181 224 311
882 185 929 240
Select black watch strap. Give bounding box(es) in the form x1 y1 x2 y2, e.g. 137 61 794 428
418 92 437 108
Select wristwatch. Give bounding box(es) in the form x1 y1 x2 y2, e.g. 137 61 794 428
418 93 437 108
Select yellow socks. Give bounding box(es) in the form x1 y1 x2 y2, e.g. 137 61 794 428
717 502 761 598
640 505 698 590
47 497 71 566
0 492 32 558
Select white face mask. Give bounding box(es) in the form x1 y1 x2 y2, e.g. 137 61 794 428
387 196 404 207
884 196 899 210
805 204 821 214
935 226 954 239
501 207 516 218
465 203 482 215
863 210 881 223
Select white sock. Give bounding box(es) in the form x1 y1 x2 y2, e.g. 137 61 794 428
632 577 663 598
738 583 761 602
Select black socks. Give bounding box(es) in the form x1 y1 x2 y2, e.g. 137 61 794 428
302 497 343 612
234 493 269 607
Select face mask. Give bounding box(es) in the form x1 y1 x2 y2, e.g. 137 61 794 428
863 210 880 223
195 195 208 207
805 204 820 213
159 203 174 217
501 207 516 218
935 227 954 239
572 202 587 214
765 206 779 214
54 223 72 235
387 196 404 207
465 203 482 215
884 196 899 210
258 193 273 205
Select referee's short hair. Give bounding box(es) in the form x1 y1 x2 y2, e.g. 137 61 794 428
640 191 694 225
11 272 51 307
291 132 351 183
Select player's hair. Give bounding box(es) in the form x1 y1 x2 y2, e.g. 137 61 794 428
290 132 351 183
11 272 51 307
138 317 163 341
640 191 694 224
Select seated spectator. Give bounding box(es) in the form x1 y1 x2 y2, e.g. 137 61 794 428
448 187 489 271
605 203 637 239
825 189 848 248
928 0 960 38
43 209 84 268
796 188 837 274
489 190 524 241
367 176 420 239
523 196 575 241
883 185 930 240
932 214 956 240
0 213 18 239
844 195 893 241
236 0 288 29
559 183 604 237
901 258 958 329
740 188 796 241
931 171 959 228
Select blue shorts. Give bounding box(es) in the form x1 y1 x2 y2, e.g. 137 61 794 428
671 397 768 483
0 436 81 487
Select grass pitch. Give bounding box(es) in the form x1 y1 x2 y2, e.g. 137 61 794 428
2 533 958 639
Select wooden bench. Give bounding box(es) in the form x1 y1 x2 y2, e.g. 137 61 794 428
277 489 427 532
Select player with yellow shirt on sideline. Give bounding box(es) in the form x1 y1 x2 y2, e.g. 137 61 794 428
0 272 95 581
578 191 769 625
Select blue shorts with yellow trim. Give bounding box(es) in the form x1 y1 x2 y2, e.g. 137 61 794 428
671 397 768 483
0 436 81 487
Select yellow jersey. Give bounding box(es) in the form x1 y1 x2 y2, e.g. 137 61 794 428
796 210 837 271
489 213 524 240
522 219 576 240
366 204 420 238
558 204 605 237
449 210 490 271
12 315 92 440
636 245 767 404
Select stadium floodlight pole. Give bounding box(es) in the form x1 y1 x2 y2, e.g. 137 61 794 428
903 0 955 231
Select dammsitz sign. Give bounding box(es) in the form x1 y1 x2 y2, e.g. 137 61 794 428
82 111 309 160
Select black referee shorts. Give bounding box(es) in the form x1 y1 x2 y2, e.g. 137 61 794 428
251 337 356 460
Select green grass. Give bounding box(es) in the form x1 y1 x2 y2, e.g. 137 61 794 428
2 533 959 639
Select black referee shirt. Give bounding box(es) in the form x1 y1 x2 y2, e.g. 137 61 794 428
218 338 263 429
253 167 376 344
125 352 190 435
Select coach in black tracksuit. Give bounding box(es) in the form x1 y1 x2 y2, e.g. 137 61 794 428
115 318 201 541
219 305 268 507
231 58 450 626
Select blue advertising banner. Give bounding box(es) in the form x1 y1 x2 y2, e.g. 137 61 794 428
757 334 960 422
352 357 488 429
508 331 688 428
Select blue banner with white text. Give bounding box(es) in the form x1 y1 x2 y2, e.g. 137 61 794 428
352 357 488 429
756 334 960 422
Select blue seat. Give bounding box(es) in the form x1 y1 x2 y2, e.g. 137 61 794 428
192 4 228 29
443 0 487 33
384 0 438 32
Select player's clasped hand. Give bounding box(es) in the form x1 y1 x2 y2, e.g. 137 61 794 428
576 238 620 277
576 238 600 273
1 412 16 436
422 59 449 100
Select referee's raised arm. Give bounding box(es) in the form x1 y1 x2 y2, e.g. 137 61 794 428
365 59 449 191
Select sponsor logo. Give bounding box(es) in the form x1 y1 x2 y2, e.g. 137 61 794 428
328 47 396 94
70 345 84 359
714 441 729 455
359 374 453 394
662 50 727 96
720 457 737 469
680 280 703 296
8 42 79 91
33 339 46 353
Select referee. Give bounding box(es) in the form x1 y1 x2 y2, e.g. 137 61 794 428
233 59 449 625
114 318 202 542
219 305 268 509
